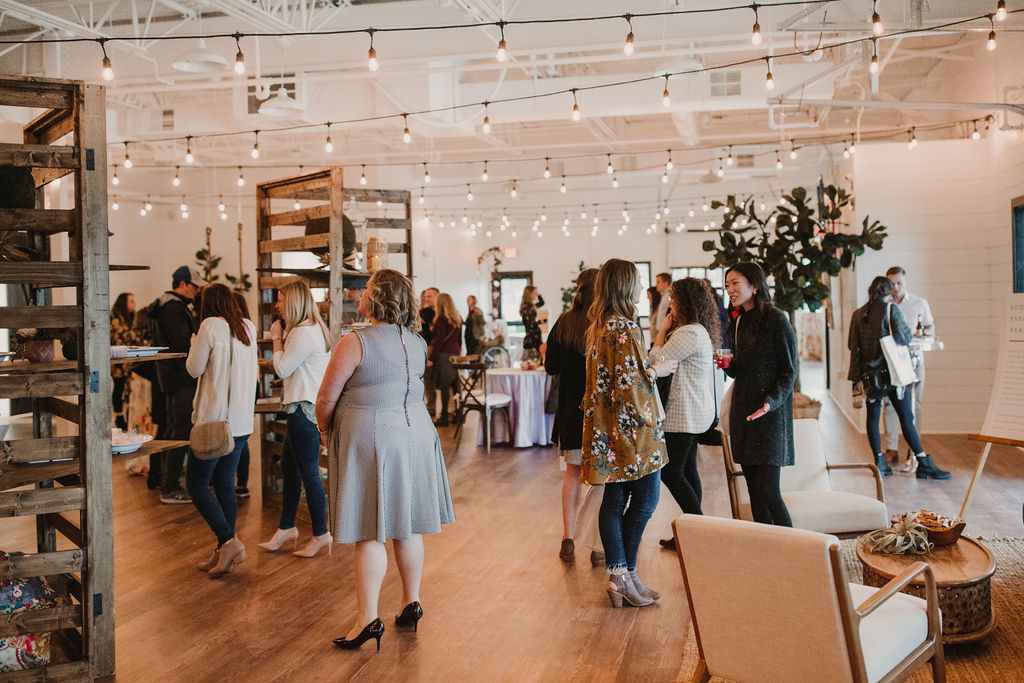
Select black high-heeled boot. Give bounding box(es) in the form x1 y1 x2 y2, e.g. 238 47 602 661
874 453 893 476
915 455 951 480
333 618 384 650
394 601 423 631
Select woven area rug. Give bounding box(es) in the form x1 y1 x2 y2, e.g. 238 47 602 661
678 537 1024 682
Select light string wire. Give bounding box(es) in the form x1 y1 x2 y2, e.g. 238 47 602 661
100 9 1018 151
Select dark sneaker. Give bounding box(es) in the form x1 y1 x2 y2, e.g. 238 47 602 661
235 487 250 499
160 489 192 505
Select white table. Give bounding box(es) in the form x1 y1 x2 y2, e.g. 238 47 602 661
481 368 554 448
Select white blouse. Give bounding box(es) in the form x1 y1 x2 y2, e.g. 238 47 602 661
186 317 258 437
273 323 330 406
657 324 716 434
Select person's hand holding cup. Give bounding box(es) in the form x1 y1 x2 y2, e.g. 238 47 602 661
714 348 732 369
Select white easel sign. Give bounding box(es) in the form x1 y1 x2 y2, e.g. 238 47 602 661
979 293 1024 443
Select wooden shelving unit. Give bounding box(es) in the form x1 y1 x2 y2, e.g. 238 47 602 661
0 75 169 680
253 169 412 502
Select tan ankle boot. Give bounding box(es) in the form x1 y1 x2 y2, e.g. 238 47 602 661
209 537 246 578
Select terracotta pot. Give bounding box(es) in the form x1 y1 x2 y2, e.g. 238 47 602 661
24 339 54 363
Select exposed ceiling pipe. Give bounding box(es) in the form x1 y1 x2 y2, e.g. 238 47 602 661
767 97 1024 120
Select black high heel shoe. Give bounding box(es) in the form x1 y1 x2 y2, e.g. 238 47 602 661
394 602 423 631
333 618 384 650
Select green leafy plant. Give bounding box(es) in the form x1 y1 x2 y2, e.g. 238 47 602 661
702 185 887 313
561 261 589 312
195 226 251 293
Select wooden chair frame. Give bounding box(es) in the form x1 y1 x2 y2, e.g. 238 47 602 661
672 519 946 683
450 359 510 453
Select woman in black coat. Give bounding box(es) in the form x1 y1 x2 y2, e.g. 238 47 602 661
719 263 796 526
546 269 599 564
848 276 950 480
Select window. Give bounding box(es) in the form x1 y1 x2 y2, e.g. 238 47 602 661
634 261 652 319
709 70 742 97
1014 197 1024 293
496 271 532 324
671 266 726 299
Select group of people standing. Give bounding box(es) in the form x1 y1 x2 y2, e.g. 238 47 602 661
417 288 487 426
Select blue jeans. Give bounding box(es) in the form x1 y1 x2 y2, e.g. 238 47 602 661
866 387 923 456
186 435 248 546
279 411 328 537
598 470 661 571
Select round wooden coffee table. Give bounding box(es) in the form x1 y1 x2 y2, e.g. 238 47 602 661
857 535 997 644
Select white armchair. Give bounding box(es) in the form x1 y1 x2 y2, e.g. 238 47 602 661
673 514 945 683
721 418 889 536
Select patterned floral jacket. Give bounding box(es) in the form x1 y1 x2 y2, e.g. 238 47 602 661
581 316 666 485
110 314 142 378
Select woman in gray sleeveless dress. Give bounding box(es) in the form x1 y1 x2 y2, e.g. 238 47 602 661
316 269 454 651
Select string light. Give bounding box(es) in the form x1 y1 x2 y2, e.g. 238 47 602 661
612 176 619 188
237 167 245 187
872 0 883 36
122 142 132 169
482 102 492 134
419 187 425 204
870 38 879 74
665 150 674 171
775 152 783 169
423 163 431 184
184 136 194 164
560 176 567 193
172 166 181 186
750 4 762 45
716 159 725 178
496 21 508 62
765 58 774 90
294 199 301 210
606 155 614 174
726 146 734 166
996 0 1007 21
581 206 588 219
99 39 113 81
233 33 245 75
849 137 857 154
907 128 917 149
112 197 118 211
145 197 152 212
971 120 981 140
510 180 518 198
180 196 188 212
467 184 474 201
987 16 997 51
544 158 551 179
623 14 635 55
481 161 488 182
402 114 412 143
360 165 367 185
541 208 548 221
218 197 226 212
366 29 379 71
221 210 228 221
662 75 671 107
111 164 119 186
790 141 798 160
842 141 850 159
251 131 260 159
571 89 581 122
324 123 334 153
140 204 147 217
662 170 669 183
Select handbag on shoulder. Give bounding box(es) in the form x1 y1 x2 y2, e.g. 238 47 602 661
189 339 235 461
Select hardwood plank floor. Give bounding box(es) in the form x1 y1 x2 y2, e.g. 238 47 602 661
0 366 1021 680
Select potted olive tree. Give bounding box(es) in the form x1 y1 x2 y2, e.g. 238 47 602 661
702 184 888 414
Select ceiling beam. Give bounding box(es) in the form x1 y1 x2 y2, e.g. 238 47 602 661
0 0 150 56
203 0 301 33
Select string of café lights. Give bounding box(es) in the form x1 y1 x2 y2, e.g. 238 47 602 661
95 2 1018 172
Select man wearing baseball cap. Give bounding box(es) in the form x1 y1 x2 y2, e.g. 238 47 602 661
148 266 207 503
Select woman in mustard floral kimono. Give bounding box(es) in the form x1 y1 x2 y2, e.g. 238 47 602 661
582 259 676 608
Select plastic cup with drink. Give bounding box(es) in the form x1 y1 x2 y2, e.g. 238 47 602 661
714 348 732 369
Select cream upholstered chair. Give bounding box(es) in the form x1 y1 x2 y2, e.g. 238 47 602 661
672 514 945 683
721 417 888 536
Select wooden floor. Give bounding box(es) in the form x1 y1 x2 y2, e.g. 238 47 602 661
2 366 1022 681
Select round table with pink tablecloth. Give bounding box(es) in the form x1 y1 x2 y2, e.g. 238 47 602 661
479 368 554 448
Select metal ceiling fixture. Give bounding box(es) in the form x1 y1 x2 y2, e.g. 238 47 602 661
171 39 229 73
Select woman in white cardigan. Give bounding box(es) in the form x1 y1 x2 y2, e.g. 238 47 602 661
185 284 258 577
258 280 333 557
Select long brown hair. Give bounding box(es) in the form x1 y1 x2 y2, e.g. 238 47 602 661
200 283 251 345
435 292 463 327
668 278 722 348
553 268 598 355
586 259 638 349
111 292 133 324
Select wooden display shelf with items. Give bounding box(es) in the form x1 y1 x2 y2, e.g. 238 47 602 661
254 168 412 504
0 75 117 680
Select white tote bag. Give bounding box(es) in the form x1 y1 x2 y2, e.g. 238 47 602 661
880 303 917 387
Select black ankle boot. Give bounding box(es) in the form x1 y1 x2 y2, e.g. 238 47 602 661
874 453 893 476
915 455 951 480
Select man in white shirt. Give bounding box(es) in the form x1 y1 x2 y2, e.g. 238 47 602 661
884 266 934 472
650 272 672 342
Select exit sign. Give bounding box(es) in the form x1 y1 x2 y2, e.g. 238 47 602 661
503 247 517 258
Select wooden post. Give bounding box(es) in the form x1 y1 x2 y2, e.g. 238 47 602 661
328 167 345 344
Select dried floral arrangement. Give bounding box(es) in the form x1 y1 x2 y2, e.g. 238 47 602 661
859 512 933 555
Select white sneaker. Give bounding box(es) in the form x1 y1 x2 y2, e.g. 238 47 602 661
898 452 917 473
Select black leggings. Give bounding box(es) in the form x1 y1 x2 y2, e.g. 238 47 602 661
662 432 702 515
741 464 792 527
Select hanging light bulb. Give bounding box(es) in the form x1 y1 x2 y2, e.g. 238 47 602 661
606 155 614 174
716 159 725 178
663 205 670 215
466 184 474 201
251 131 260 159
294 199 301 211
849 137 857 154
662 75 671 108
221 211 228 221
987 17 997 51
776 152 783 170
145 197 152 212
185 136 194 164
544 158 551 179
542 208 548 221
726 145 734 166
366 29 379 71
665 150 674 171
123 142 132 169
233 33 246 75
688 209 695 217
112 197 119 211
560 176 567 193
571 89 581 122
612 176 619 188
419 187 425 205
872 0 883 36
99 39 113 81
482 102 492 134
623 14 635 55
140 205 147 217
172 166 181 187
662 170 669 184
751 5 762 45
423 163 431 184
581 206 587 219
870 38 879 74
481 161 488 182
111 165 120 186
359 165 367 185
180 197 188 212
510 180 518 198
765 58 775 90
702 202 709 212
402 114 411 143
237 167 245 187
218 197 226 212
181 211 189 219
495 21 508 62
790 142 798 160
842 142 850 159
996 0 1007 21
971 120 981 140
324 124 334 153
908 128 917 149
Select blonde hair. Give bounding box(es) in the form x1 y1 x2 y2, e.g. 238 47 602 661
586 258 638 349
521 284 538 307
279 279 331 349
364 269 421 332
435 293 463 328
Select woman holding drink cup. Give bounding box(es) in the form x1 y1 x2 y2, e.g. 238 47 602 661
717 263 797 527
